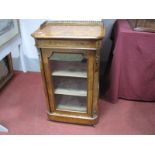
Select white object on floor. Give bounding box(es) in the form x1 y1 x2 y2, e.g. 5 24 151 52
0 124 8 133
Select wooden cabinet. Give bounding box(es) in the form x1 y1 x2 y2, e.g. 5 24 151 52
128 19 155 32
32 21 105 125
0 53 14 90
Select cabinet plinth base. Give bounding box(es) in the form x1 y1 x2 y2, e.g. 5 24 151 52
47 112 98 125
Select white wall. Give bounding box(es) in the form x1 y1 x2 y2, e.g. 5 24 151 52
18 19 45 72
0 34 23 71
0 35 21 60
19 19 46 59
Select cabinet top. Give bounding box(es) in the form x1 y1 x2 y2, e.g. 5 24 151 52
32 21 105 40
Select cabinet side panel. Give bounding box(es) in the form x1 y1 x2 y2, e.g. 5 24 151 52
41 49 56 112
93 69 99 115
39 49 51 113
93 41 102 116
87 51 95 116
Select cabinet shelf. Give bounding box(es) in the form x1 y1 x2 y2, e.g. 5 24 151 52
52 70 87 78
54 88 87 96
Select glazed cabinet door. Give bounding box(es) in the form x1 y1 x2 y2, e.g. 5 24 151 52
41 49 95 117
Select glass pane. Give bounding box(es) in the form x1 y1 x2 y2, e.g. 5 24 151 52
55 95 87 112
51 61 87 78
53 77 87 96
49 52 88 113
50 52 87 78
49 53 84 61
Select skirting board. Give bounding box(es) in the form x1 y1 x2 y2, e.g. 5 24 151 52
13 56 40 72
12 57 23 71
